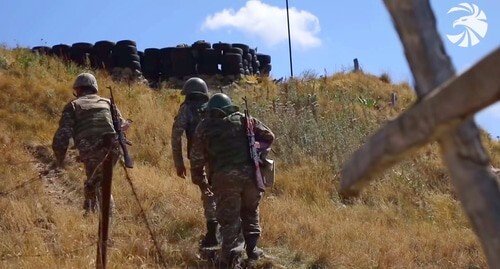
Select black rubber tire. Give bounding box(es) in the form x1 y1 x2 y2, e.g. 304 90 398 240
112 45 138 56
114 54 140 67
221 53 243 75
91 41 115 70
232 43 249 54
256 53 271 65
137 51 144 70
112 40 140 70
32 46 52 55
51 44 71 60
260 63 272 76
70 42 93 66
212 42 232 51
116 40 137 47
94 40 115 50
199 48 219 65
170 47 196 78
143 48 161 81
126 60 141 70
71 42 93 50
192 40 212 50
144 48 161 56
197 48 219 75
252 60 261 74
159 47 175 80
226 47 243 55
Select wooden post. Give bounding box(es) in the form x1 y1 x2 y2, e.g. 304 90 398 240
353 58 360 72
96 148 114 269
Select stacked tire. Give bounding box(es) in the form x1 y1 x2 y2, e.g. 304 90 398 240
212 42 233 77
30 39 272 86
192 40 218 76
112 40 141 74
51 44 71 61
70 42 93 66
191 40 211 62
232 43 250 75
170 46 196 79
197 48 219 76
91 40 115 71
142 48 161 83
249 48 260 75
212 42 232 62
159 47 174 81
256 53 271 76
220 44 244 77
31 46 52 55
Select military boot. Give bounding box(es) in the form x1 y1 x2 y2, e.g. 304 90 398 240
216 252 244 269
245 234 264 260
200 221 219 248
83 197 97 216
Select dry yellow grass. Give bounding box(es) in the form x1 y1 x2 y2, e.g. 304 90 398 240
0 47 496 268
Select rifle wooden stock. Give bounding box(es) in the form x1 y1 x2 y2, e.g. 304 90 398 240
243 97 266 192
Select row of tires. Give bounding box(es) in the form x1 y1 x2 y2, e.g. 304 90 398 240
32 40 272 82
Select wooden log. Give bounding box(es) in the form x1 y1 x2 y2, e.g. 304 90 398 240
96 143 114 269
340 0 500 266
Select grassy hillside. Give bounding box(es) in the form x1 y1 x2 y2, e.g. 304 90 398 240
1 47 498 268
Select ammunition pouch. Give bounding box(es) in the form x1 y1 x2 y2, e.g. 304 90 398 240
260 158 275 188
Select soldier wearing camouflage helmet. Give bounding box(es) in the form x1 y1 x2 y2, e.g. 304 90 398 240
52 72 128 215
171 77 219 248
190 93 274 268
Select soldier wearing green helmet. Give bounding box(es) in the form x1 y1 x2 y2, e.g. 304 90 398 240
171 77 219 248
52 72 128 215
190 93 275 268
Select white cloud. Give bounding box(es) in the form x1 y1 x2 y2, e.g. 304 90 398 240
201 0 321 49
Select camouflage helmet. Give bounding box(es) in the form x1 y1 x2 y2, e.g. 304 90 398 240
181 77 208 96
206 93 239 114
73 72 98 92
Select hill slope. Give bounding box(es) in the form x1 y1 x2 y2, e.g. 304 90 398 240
1 47 498 268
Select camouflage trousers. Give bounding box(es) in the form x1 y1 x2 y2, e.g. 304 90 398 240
79 140 120 215
211 166 263 264
200 185 217 222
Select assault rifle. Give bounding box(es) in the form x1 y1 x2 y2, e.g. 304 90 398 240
108 86 134 168
242 97 266 192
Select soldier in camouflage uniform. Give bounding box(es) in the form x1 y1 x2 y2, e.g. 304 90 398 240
171 77 219 248
190 93 275 267
52 73 125 215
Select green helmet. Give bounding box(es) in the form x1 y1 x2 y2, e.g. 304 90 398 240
206 93 239 114
73 72 98 92
181 77 208 96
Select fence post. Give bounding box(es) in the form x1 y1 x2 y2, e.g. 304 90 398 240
353 58 360 72
96 148 114 269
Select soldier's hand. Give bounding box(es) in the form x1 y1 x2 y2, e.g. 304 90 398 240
176 166 187 178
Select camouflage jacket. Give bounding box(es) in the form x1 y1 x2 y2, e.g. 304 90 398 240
189 112 274 186
171 100 206 170
52 93 124 164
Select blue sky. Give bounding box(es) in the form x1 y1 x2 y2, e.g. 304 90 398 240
1 0 499 138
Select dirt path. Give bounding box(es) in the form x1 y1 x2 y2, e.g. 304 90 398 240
23 143 289 269
26 143 82 211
